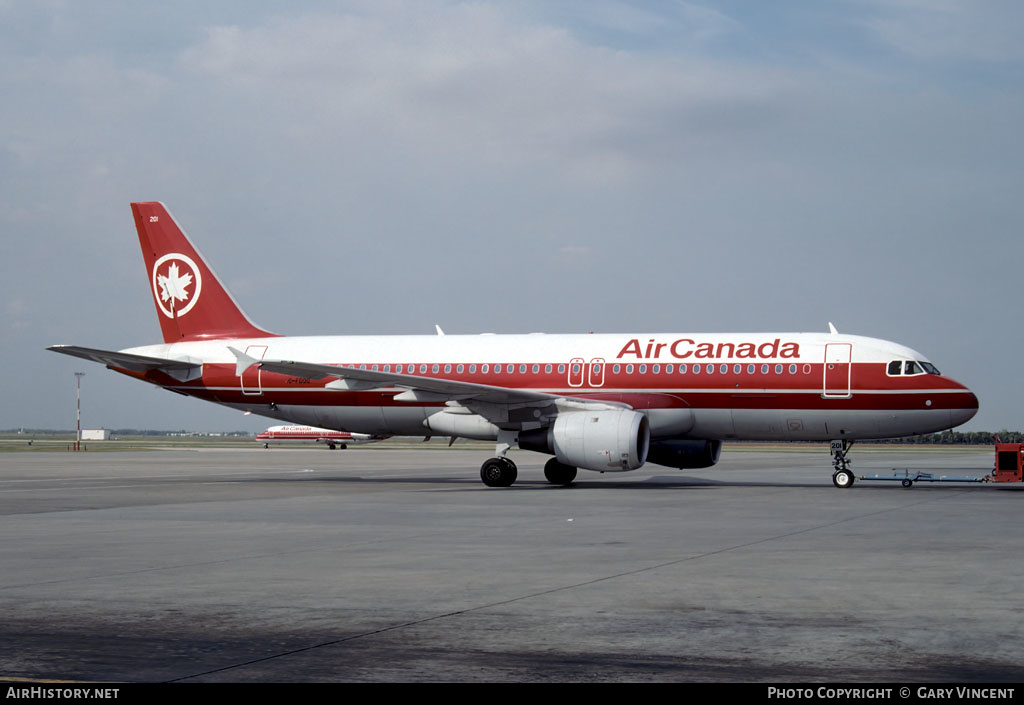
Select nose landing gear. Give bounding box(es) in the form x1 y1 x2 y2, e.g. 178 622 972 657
831 440 855 488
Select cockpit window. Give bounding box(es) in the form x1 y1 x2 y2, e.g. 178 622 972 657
888 359 941 376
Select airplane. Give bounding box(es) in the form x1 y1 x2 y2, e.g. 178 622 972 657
256 425 388 449
49 202 978 489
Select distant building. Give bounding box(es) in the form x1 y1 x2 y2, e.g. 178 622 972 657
81 429 111 441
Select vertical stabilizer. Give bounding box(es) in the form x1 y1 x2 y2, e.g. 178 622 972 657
131 202 276 343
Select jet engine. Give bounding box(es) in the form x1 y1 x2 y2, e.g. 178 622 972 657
520 409 650 472
646 439 722 469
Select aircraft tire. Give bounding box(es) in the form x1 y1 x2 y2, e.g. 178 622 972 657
481 458 517 487
832 469 855 489
902 479 913 488
544 458 577 486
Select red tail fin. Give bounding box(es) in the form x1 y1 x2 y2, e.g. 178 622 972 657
131 202 277 343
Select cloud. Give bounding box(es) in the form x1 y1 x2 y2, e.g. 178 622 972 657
859 0 1024 63
178 3 793 183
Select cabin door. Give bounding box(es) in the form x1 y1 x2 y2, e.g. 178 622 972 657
823 343 852 398
241 345 268 396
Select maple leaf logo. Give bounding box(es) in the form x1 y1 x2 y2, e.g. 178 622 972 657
151 253 202 319
157 262 193 310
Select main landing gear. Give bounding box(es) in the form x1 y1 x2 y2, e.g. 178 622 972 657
479 430 580 488
480 457 517 487
479 456 580 487
831 439 855 489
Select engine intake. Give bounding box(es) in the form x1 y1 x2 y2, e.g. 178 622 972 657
520 409 649 472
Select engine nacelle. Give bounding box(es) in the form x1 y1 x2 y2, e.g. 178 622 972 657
646 439 722 469
520 410 650 472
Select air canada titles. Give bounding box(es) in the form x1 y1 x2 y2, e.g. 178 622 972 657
616 337 801 360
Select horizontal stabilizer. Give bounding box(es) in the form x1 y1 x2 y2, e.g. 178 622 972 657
47 345 202 382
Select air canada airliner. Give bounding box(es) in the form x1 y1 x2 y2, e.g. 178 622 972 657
49 202 978 488
257 425 388 449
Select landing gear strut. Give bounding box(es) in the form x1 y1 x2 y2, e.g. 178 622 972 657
480 430 520 488
831 440 855 489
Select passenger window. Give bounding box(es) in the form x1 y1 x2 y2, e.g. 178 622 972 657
888 360 902 376
775 364 783 374
469 364 476 373
692 364 700 375
789 364 796 374
419 364 427 373
706 364 714 374
626 364 634 374
396 364 403 373
545 364 552 373
444 364 451 373
666 364 673 373
747 364 755 374
613 364 621 374
680 364 687 374
720 364 727 374
639 364 647 374
532 364 539 373
482 364 489 373
432 364 439 373
652 364 660 374
761 364 769 374
520 364 527 374
734 364 741 374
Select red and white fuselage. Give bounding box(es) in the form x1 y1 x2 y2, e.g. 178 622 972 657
256 425 386 446
120 331 975 443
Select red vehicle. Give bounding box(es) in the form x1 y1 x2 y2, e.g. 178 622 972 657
992 444 1024 482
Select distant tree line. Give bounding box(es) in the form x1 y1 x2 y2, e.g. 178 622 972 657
3 428 1016 444
2 428 253 437
877 430 1024 445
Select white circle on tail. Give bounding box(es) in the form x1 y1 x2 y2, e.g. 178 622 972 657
152 253 202 319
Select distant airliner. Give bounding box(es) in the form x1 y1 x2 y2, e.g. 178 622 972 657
49 203 978 488
257 425 387 449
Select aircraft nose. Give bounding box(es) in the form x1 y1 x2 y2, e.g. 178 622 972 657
949 385 979 427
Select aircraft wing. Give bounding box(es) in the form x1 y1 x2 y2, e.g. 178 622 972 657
229 348 627 426
48 345 203 382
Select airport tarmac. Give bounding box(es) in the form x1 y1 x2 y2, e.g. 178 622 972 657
0 446 1020 683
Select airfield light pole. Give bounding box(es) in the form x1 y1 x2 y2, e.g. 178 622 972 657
75 372 85 451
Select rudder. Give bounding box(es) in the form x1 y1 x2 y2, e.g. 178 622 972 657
131 202 276 343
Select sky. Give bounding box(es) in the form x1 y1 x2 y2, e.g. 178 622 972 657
2 0 1022 433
